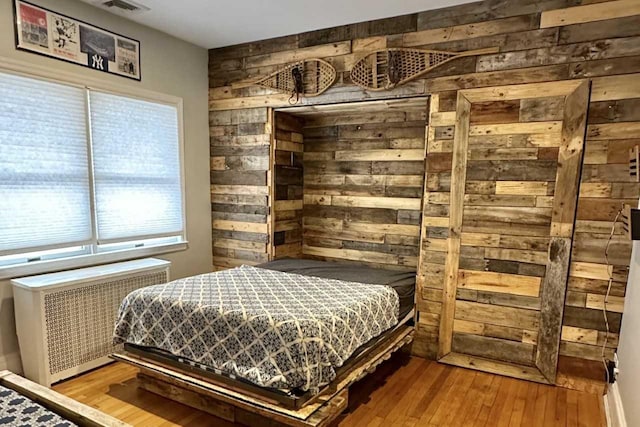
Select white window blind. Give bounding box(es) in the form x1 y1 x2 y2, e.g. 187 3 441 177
89 91 183 243
0 73 92 255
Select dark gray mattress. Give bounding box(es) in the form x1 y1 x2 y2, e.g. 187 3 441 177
257 258 415 319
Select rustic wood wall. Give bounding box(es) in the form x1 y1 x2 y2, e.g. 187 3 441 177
209 0 640 376
273 112 304 259
299 102 428 269
210 108 272 269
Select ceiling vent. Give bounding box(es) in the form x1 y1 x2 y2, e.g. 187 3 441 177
93 0 150 14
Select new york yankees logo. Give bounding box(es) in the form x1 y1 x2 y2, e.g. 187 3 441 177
91 54 104 70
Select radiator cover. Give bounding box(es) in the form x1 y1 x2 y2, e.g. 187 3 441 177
12 258 170 386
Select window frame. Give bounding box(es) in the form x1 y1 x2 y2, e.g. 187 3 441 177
0 56 188 280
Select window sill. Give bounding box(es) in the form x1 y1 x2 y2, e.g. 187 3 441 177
0 241 188 281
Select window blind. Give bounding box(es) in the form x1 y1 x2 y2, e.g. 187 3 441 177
89 91 183 243
0 72 92 255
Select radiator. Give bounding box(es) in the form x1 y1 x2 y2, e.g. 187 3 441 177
11 258 170 386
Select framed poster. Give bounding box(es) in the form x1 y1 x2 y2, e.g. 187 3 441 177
14 0 141 81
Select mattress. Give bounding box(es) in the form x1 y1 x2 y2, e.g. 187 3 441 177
114 265 399 392
0 384 75 427
257 258 416 319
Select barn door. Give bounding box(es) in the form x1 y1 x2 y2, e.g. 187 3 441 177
425 80 590 383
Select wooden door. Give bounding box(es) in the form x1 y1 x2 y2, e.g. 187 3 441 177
419 80 590 383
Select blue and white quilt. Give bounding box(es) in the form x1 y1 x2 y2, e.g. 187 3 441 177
0 385 75 427
114 265 399 391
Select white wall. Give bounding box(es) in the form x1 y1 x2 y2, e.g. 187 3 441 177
0 0 212 372
617 217 640 426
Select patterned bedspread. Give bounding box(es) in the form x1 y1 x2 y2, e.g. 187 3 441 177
114 265 399 391
0 385 75 427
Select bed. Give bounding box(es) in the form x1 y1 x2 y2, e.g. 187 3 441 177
0 370 128 427
112 258 415 426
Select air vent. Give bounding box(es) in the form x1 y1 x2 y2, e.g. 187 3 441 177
94 0 150 13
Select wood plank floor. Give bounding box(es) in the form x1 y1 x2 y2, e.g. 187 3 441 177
53 354 607 427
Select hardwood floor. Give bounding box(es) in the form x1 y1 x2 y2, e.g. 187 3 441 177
53 354 607 427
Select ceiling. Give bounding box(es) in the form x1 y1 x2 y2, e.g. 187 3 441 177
80 0 475 49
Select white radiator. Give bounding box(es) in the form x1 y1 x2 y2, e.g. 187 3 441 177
11 258 170 386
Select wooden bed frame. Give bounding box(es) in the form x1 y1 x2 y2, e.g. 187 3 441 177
0 370 129 427
112 324 414 427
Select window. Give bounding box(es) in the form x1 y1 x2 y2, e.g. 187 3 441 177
90 92 184 242
0 70 185 273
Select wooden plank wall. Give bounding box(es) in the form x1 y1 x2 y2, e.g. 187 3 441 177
210 109 272 269
564 98 638 361
301 107 428 269
209 0 640 370
273 112 304 259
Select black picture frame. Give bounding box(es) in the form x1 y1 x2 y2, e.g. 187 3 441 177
13 0 142 81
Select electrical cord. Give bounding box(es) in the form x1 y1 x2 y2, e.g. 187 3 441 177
602 205 624 384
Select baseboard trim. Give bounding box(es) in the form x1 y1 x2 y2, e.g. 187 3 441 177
606 382 627 427
0 352 22 374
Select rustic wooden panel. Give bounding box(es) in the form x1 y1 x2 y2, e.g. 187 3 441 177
415 0 575 31
438 92 471 358
532 82 590 382
271 112 305 259
455 301 540 331
559 15 640 46
452 333 536 366
458 270 541 297
536 237 573 382
541 0 640 28
210 108 272 269
404 15 539 48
